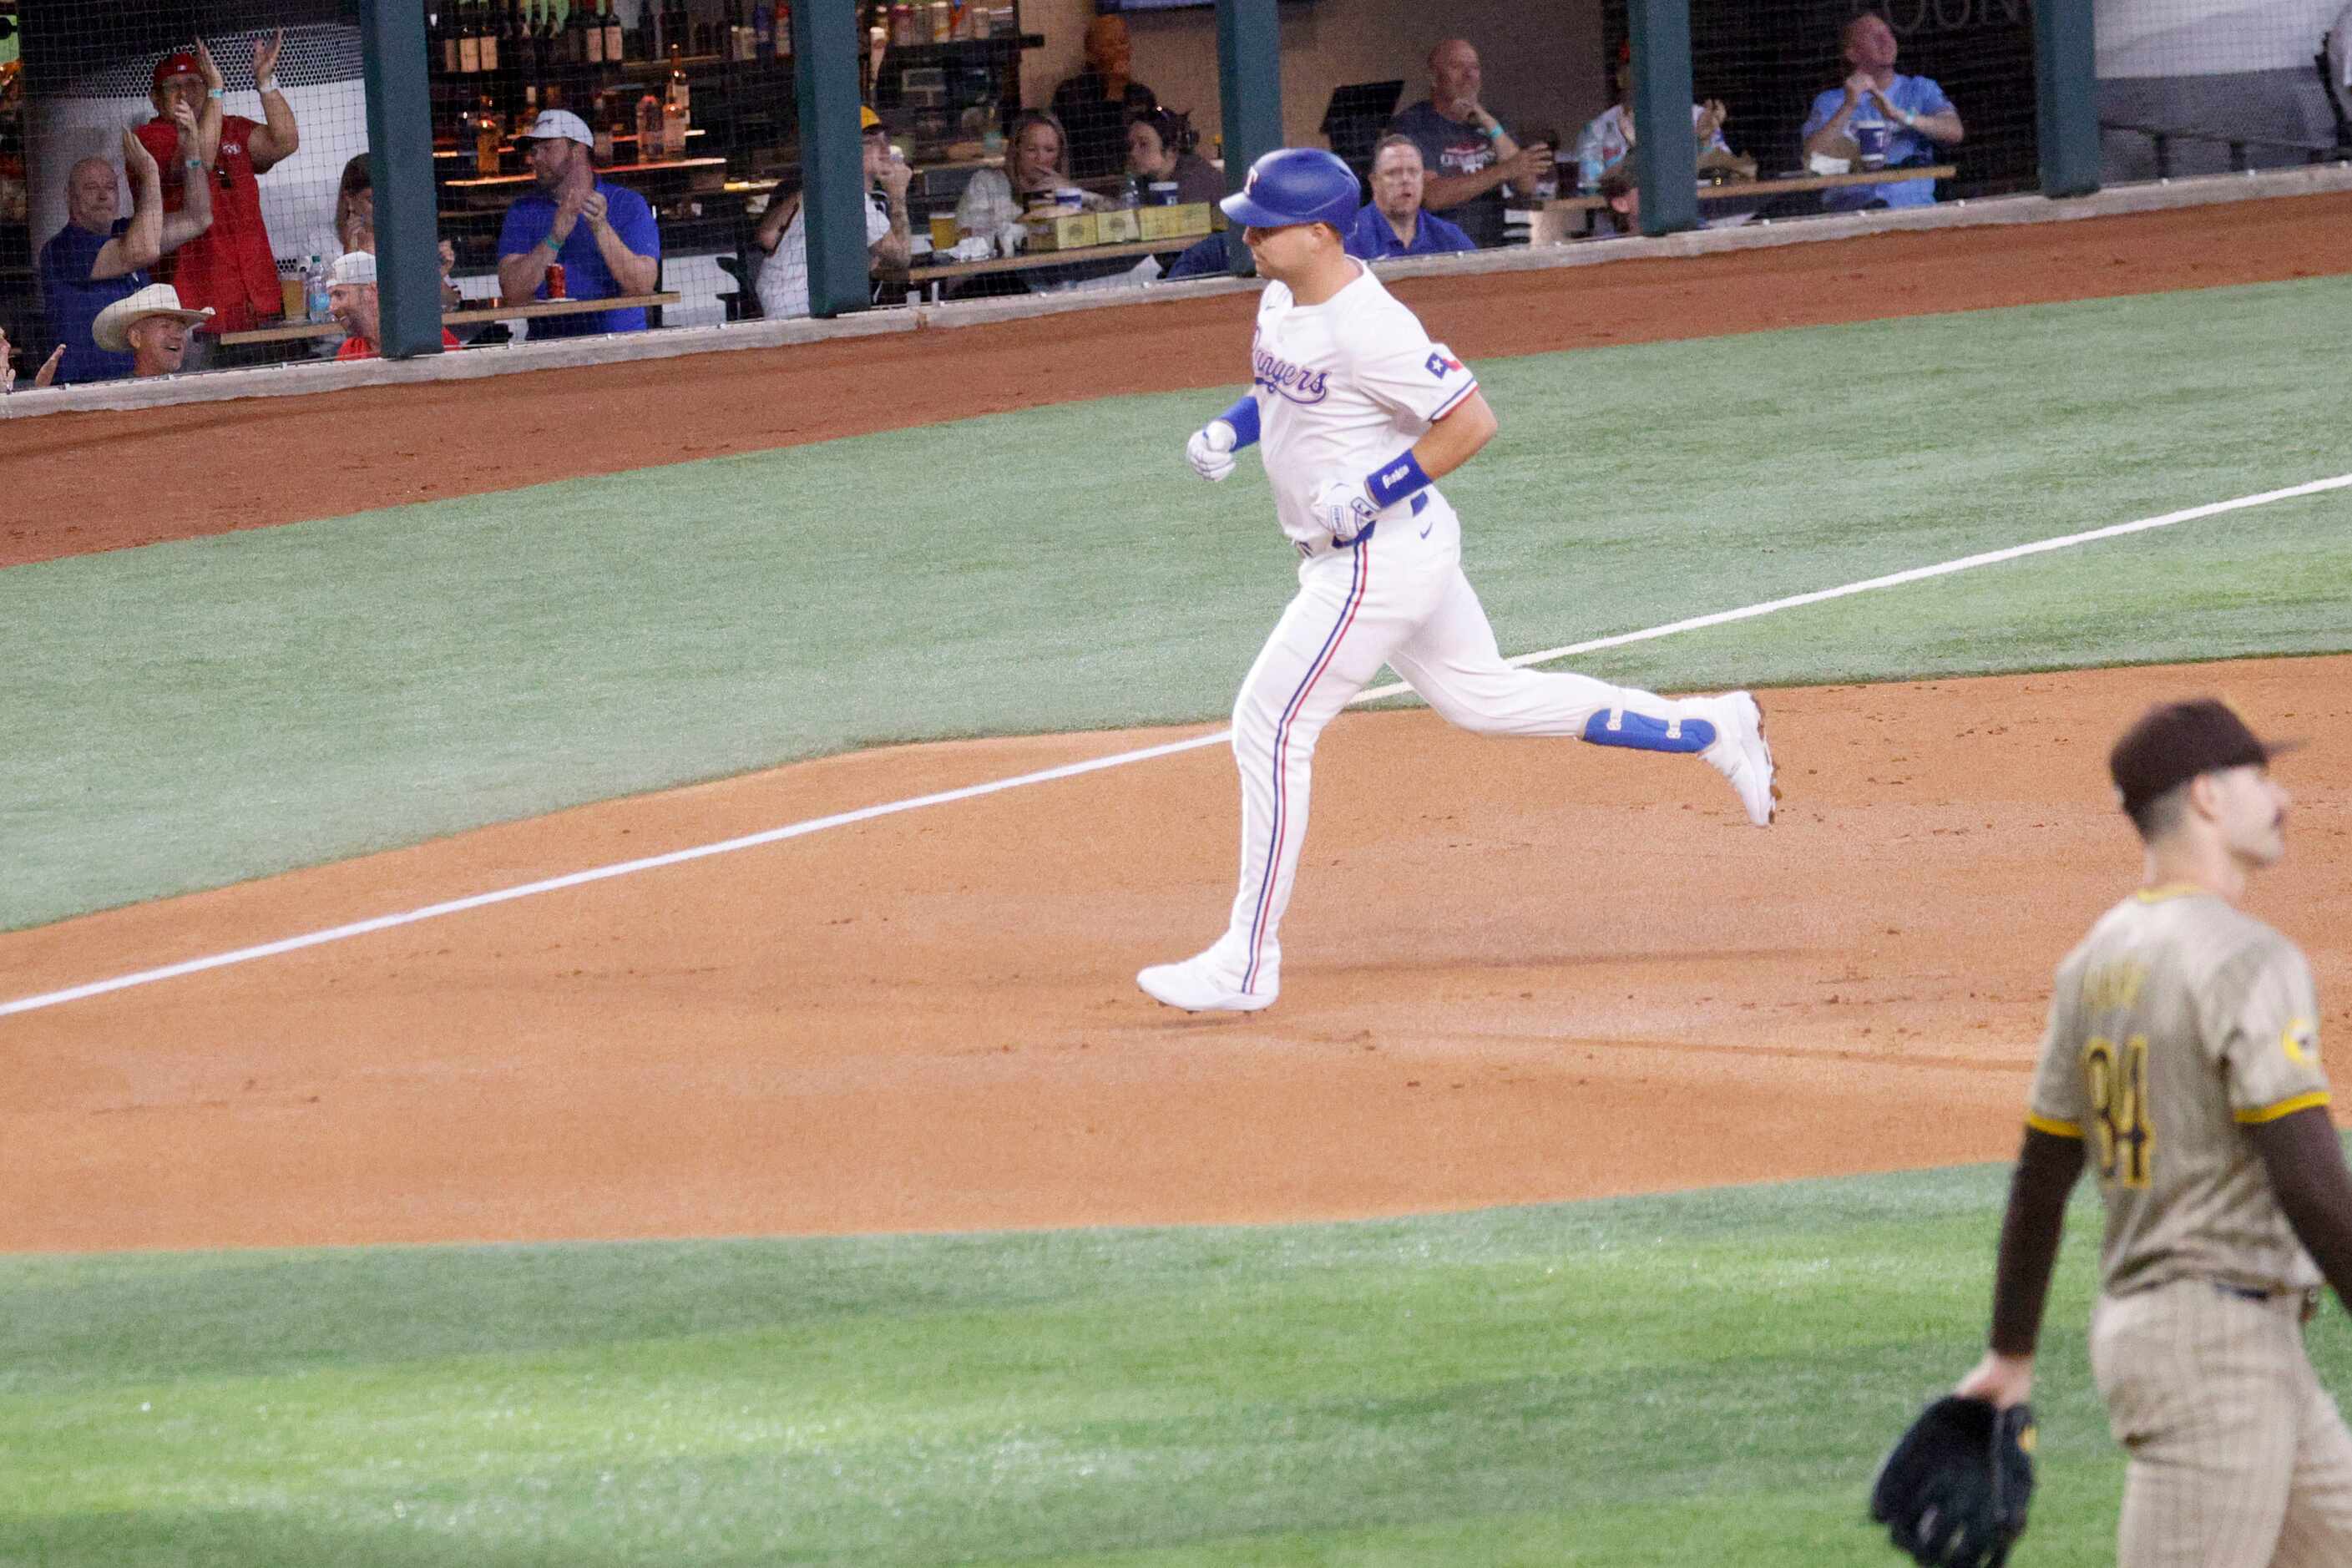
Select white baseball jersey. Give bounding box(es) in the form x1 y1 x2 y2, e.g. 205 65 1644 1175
1250 263 1479 548
1158 258 1754 1007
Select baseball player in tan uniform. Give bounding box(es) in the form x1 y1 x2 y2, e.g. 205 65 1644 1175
1952 698 2352 1566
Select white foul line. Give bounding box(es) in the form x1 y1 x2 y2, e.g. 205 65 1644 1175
1358 472 2352 702
6 472 2346 1020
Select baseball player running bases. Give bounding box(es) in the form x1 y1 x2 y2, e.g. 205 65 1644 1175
1953 699 2352 1566
1138 147 1777 1016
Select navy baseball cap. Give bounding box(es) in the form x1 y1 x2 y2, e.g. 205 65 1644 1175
2109 698 2295 819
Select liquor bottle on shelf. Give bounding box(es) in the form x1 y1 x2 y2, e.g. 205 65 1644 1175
603 0 625 63
751 0 772 59
477 0 499 73
591 90 615 160
568 0 591 66
665 45 691 155
777 1 792 57
636 90 661 163
584 0 605 65
516 0 536 77
458 0 483 73
516 0 539 83
473 95 503 175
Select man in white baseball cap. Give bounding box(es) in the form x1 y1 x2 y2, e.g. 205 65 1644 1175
324 250 462 361
495 107 660 337
91 281 213 377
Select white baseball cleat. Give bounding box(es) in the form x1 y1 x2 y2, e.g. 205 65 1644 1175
1702 690 1779 827
1136 956 1277 1014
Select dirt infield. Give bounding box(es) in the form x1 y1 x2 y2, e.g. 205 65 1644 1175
5 190 2349 567
6 656 2348 1254
6 195 2348 1256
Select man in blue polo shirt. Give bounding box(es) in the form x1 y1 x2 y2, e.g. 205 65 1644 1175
496 109 660 337
1343 135 1474 261
1799 11 1965 210
38 114 213 383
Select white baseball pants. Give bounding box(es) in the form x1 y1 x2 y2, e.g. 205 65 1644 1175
1198 503 1722 999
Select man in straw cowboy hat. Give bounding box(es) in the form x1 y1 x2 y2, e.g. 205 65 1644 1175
92 282 213 378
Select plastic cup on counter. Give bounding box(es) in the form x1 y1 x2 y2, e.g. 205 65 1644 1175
928 213 959 250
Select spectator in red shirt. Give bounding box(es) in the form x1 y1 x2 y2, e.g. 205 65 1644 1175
135 34 300 338
324 251 460 361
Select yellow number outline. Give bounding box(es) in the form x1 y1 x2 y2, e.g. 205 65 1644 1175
2083 1034 2154 1189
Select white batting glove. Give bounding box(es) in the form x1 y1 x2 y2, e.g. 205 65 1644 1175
1309 477 1379 544
1186 419 1239 482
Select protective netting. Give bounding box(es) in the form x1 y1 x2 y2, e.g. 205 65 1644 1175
2097 0 2349 180
18 1 2323 387
1595 0 2040 214
8 4 372 377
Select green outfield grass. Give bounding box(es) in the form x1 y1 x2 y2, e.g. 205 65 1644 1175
20 1161 2328 1567
4 275 2349 929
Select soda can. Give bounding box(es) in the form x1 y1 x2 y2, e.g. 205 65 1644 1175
547 261 567 299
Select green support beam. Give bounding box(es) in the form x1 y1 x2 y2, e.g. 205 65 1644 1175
357 0 443 358
793 0 869 317
1215 0 1282 275
2035 0 2102 197
1627 0 1699 236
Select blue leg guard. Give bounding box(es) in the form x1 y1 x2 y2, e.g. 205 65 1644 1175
1581 707 1716 753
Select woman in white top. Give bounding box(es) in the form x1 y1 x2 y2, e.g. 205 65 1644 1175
953 110 1107 238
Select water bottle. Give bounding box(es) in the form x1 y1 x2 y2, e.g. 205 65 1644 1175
306 254 329 321
1120 174 1141 209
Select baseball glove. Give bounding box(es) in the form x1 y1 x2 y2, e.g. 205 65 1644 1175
1869 1396 2036 1568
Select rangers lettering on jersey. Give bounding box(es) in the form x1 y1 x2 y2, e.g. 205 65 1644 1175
1251 340 1329 405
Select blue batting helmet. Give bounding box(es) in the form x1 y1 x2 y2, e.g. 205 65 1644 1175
1219 147 1361 230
